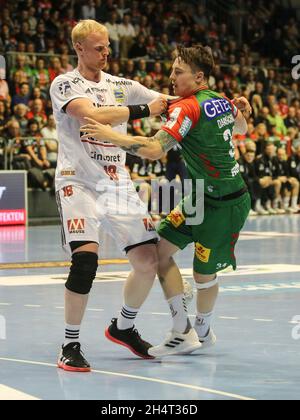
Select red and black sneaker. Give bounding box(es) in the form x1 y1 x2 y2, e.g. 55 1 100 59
57 342 91 372
105 318 155 359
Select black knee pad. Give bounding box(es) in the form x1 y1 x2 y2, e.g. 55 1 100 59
65 252 98 295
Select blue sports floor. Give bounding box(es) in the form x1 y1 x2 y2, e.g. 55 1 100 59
0 216 299 400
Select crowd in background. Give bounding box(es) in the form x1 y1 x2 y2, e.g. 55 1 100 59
0 0 300 213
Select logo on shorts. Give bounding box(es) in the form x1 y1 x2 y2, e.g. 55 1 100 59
195 242 211 263
143 218 156 232
67 219 85 234
167 208 185 228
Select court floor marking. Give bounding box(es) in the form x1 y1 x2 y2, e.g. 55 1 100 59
0 384 40 400
0 357 255 401
2 303 299 325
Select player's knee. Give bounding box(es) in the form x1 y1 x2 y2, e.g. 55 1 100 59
65 252 98 295
132 250 158 275
193 272 218 288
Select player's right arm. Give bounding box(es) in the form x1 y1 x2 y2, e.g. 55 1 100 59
49 76 166 127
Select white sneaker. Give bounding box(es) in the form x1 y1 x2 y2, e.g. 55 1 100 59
199 329 217 349
249 210 258 217
183 280 194 305
266 207 277 215
255 205 269 216
148 328 202 357
288 206 299 214
275 208 286 215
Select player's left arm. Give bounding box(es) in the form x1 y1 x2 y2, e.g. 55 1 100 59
232 96 252 135
233 110 248 135
80 117 177 160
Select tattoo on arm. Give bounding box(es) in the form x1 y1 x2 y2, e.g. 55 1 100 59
120 143 147 155
154 130 178 153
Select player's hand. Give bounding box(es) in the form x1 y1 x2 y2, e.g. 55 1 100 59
148 96 168 116
233 97 252 117
80 117 112 141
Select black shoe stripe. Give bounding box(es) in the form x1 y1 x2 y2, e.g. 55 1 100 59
165 344 176 348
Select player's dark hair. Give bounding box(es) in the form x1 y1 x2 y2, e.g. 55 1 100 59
176 45 215 79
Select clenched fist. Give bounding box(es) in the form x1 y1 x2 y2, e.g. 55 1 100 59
148 96 168 116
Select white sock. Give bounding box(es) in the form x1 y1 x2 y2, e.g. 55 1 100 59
284 197 290 209
168 294 190 334
117 304 138 330
194 312 213 338
64 324 81 346
292 196 298 208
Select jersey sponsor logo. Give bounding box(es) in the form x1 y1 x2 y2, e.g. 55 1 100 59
71 77 84 85
0 187 6 199
67 219 85 234
195 242 211 263
61 169 76 177
91 151 122 163
85 87 107 103
113 87 125 103
106 79 133 86
202 98 232 121
166 107 182 130
167 207 186 228
217 113 235 129
58 81 72 97
179 116 192 137
143 218 156 232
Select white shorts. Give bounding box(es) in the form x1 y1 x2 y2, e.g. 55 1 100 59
56 184 159 254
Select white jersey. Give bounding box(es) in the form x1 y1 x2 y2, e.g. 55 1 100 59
50 69 159 191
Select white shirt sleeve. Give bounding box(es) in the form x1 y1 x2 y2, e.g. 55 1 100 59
50 76 89 114
126 80 159 105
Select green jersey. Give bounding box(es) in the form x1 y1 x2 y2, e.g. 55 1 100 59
162 88 246 199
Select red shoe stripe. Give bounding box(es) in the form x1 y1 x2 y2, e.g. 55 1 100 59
105 328 155 360
57 362 91 372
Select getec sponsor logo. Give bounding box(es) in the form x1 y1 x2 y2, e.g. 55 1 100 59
0 186 7 199
91 151 122 163
67 219 85 234
202 98 232 121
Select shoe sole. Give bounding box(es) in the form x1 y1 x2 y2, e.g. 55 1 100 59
105 328 155 360
57 362 91 372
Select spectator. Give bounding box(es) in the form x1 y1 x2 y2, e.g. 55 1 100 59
11 82 31 108
41 113 58 168
26 99 47 128
105 12 120 58
32 58 50 93
13 104 29 136
118 14 136 59
135 59 148 79
48 56 62 82
81 0 96 20
60 55 74 74
239 142 268 215
255 142 285 214
129 34 147 59
273 148 299 213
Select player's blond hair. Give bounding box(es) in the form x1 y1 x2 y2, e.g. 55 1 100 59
72 20 108 46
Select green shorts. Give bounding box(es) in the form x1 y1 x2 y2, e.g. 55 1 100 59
158 192 251 275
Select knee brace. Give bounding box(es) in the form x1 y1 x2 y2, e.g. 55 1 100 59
195 276 218 290
65 252 98 295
